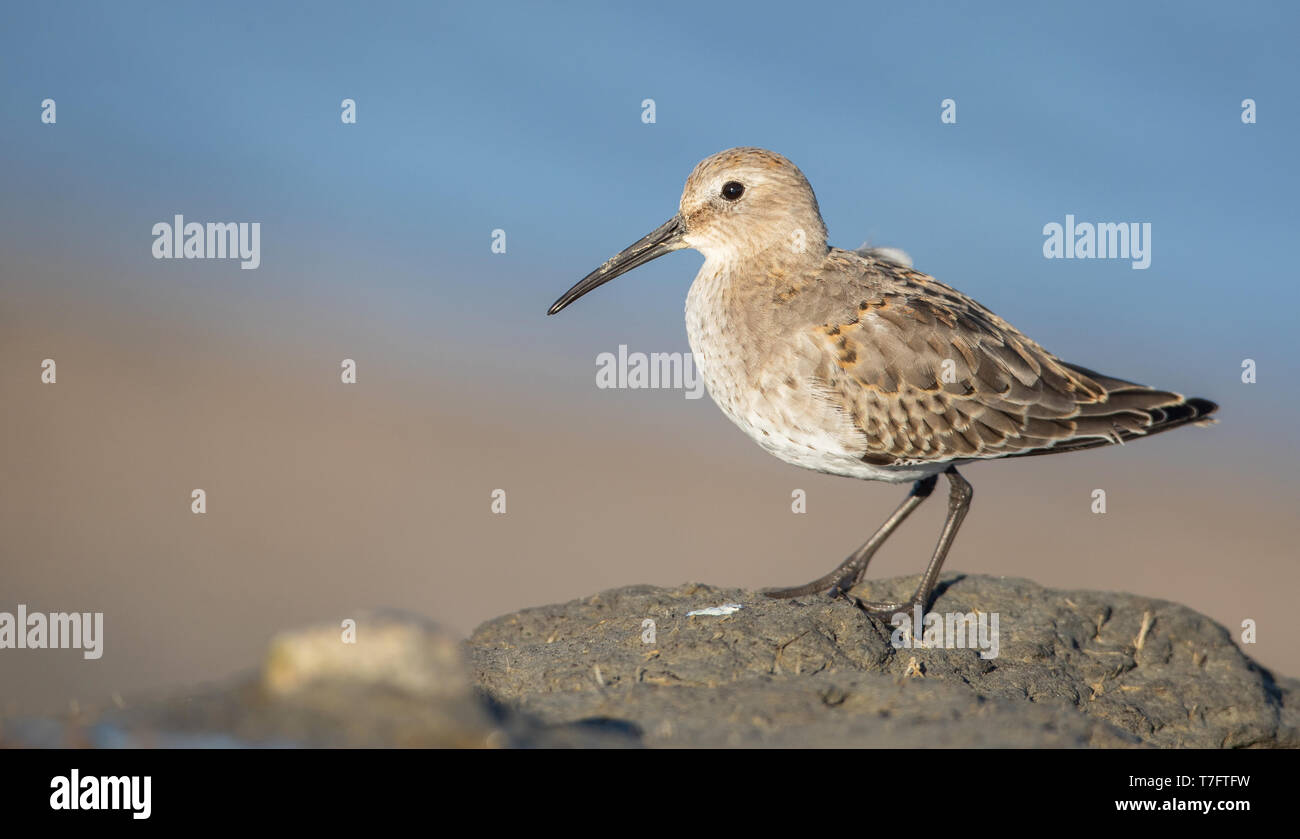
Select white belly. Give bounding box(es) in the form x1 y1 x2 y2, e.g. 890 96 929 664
684 267 940 484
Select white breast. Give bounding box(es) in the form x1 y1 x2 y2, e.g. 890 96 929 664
684 264 939 484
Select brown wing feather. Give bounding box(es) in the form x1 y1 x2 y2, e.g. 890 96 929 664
803 254 1218 466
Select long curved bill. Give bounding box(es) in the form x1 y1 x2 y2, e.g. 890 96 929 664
547 215 686 315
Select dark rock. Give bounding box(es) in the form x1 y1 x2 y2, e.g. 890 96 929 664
468 575 1299 748
5 576 1293 748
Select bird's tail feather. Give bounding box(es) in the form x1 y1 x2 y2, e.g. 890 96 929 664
1004 362 1218 459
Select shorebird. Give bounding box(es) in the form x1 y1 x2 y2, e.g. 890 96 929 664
548 147 1217 618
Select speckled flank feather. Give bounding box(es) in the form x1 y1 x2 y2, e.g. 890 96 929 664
799 251 1214 466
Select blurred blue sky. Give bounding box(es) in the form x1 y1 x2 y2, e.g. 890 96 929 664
2 1 1297 436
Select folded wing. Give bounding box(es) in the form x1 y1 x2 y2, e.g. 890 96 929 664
803 254 1218 466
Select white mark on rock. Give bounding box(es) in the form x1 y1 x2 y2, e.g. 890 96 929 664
686 604 743 617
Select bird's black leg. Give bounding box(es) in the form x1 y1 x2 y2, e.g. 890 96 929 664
762 474 939 600
854 465 973 619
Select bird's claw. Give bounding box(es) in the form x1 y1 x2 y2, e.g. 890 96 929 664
849 597 922 622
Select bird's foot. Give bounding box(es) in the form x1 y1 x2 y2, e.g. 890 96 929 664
762 566 862 600
849 597 923 622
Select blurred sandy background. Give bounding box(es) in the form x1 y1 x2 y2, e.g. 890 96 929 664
2 2 1298 713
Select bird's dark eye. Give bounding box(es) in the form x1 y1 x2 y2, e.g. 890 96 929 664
721 181 745 201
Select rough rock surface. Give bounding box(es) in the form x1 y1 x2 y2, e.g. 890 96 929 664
469 575 1299 748
3 576 1295 748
